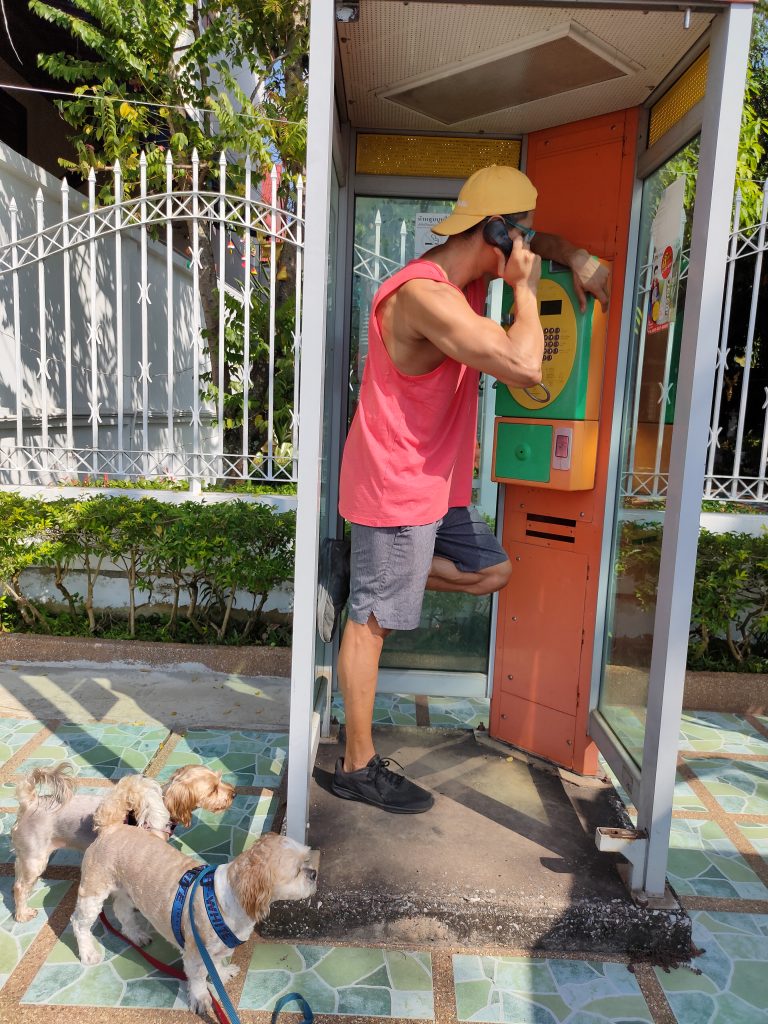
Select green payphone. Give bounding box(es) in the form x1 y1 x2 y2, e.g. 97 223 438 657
492 260 609 491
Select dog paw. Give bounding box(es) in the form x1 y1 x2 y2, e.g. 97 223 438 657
217 963 240 983
14 907 38 923
189 990 213 1016
125 927 151 947
79 945 104 966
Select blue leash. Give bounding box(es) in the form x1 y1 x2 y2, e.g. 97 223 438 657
187 867 313 1024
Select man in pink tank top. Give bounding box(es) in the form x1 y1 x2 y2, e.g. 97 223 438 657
318 165 610 813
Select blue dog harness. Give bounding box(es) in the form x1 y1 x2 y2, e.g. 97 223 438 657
170 865 243 950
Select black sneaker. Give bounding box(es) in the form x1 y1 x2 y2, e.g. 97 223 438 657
331 755 434 814
317 537 351 643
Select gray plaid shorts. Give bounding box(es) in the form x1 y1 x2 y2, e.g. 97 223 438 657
348 506 507 631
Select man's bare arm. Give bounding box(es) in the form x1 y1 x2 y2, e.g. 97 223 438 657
400 241 544 387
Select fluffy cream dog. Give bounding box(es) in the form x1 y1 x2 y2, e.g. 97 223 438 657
72 828 318 1016
11 762 235 922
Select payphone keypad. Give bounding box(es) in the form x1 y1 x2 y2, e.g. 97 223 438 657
543 327 561 362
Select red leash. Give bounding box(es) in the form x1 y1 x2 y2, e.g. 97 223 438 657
98 911 230 1024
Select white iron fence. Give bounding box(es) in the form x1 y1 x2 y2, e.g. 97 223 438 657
0 144 303 487
626 183 768 504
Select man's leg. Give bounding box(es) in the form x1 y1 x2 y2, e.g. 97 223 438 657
330 522 435 813
337 614 390 772
426 555 511 595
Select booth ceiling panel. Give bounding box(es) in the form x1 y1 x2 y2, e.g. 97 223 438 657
338 3 712 133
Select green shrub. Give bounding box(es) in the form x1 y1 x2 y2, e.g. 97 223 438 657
0 494 295 645
618 521 768 672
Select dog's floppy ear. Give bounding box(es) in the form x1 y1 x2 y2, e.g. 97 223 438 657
228 837 275 922
162 775 196 828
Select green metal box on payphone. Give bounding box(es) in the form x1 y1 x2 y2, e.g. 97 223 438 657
492 260 609 491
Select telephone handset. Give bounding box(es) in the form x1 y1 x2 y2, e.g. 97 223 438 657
482 218 513 260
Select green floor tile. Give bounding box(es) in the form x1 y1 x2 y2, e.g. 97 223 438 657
332 694 418 727
0 876 72 990
21 912 189 1009
170 791 278 864
678 712 768 755
656 911 768 1023
427 698 489 729
18 723 170 779
0 718 47 764
156 729 288 787
240 944 434 1018
685 758 768 815
599 758 707 819
735 820 768 858
453 954 652 1022
667 819 768 899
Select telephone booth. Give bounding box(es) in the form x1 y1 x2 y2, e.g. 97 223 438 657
286 0 753 901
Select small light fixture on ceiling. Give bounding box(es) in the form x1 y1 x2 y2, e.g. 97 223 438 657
683 8 692 29
336 2 359 22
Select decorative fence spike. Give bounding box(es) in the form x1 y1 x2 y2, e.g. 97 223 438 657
706 188 742 494
10 197 22 482
35 188 48 461
165 149 174 466
61 178 74 460
267 163 278 478
191 148 201 490
242 155 252 472
730 180 768 497
218 151 227 477
139 150 150 463
88 168 98 470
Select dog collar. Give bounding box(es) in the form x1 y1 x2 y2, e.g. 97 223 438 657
171 865 243 950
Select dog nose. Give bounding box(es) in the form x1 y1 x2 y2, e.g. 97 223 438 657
307 868 317 882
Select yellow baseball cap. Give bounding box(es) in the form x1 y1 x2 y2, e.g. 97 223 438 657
432 165 538 236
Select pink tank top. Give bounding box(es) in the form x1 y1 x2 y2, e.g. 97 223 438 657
338 260 486 528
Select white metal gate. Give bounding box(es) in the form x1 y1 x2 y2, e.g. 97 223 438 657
0 149 304 488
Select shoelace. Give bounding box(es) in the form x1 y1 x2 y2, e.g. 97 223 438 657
370 756 406 790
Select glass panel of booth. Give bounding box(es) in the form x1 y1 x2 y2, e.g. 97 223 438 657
598 137 700 768
346 195 498 680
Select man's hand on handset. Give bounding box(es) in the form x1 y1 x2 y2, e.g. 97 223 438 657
496 236 541 295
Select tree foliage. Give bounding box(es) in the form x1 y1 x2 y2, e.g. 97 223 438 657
29 0 308 194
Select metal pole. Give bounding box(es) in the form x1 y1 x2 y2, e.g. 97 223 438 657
166 151 174 468
61 179 74 467
139 152 150 468
285 0 335 842
636 3 753 897
36 189 49 472
88 169 99 472
191 149 202 494
242 155 252 478
292 175 304 479
268 163 278 479
218 151 227 479
10 199 22 485
115 160 125 477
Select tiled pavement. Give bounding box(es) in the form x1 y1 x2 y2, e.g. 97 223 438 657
0 699 767 1022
